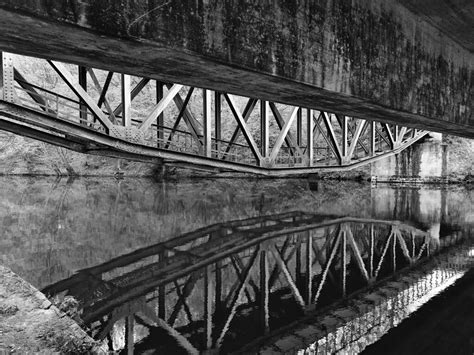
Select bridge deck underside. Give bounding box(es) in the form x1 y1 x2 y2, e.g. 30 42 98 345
0 3 472 137
0 53 428 176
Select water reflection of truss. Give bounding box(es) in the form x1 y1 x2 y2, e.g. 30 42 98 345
43 211 472 354
250 242 473 354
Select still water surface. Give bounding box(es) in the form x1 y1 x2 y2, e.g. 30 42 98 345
0 177 472 353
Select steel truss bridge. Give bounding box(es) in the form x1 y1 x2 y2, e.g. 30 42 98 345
0 53 428 176
43 211 471 354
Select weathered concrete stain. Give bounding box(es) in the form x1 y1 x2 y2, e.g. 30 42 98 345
0 0 472 133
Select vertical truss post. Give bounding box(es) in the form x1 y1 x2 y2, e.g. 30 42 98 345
297 108 302 147
370 225 374 279
296 237 303 286
121 74 131 127
1 53 17 103
392 232 397 273
341 227 347 297
307 109 314 166
204 265 213 349
370 121 376 156
306 231 313 303
215 260 223 315
203 89 212 157
156 81 164 147
215 92 222 155
0 52 3 99
260 100 269 159
78 66 88 123
259 249 269 335
341 116 348 162
125 315 134 355
158 251 166 319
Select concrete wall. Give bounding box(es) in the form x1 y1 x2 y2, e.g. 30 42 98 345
0 1 472 136
372 134 474 180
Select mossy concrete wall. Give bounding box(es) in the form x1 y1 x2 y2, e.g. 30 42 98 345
0 1 472 136
372 135 474 181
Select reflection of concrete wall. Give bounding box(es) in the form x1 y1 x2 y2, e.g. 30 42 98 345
418 189 441 223
371 186 473 232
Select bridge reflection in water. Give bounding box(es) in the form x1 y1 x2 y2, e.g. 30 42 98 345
43 211 473 354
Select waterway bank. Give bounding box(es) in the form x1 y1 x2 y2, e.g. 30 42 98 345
0 265 103 354
0 131 471 183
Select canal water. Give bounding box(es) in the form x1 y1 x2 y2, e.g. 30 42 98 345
0 176 472 353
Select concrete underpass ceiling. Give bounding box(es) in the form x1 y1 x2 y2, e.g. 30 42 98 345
398 0 474 53
0 1 472 138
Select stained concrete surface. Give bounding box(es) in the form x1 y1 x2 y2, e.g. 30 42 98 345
0 1 472 137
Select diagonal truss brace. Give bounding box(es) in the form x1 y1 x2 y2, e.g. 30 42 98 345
224 93 262 164
139 84 183 131
48 60 114 131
